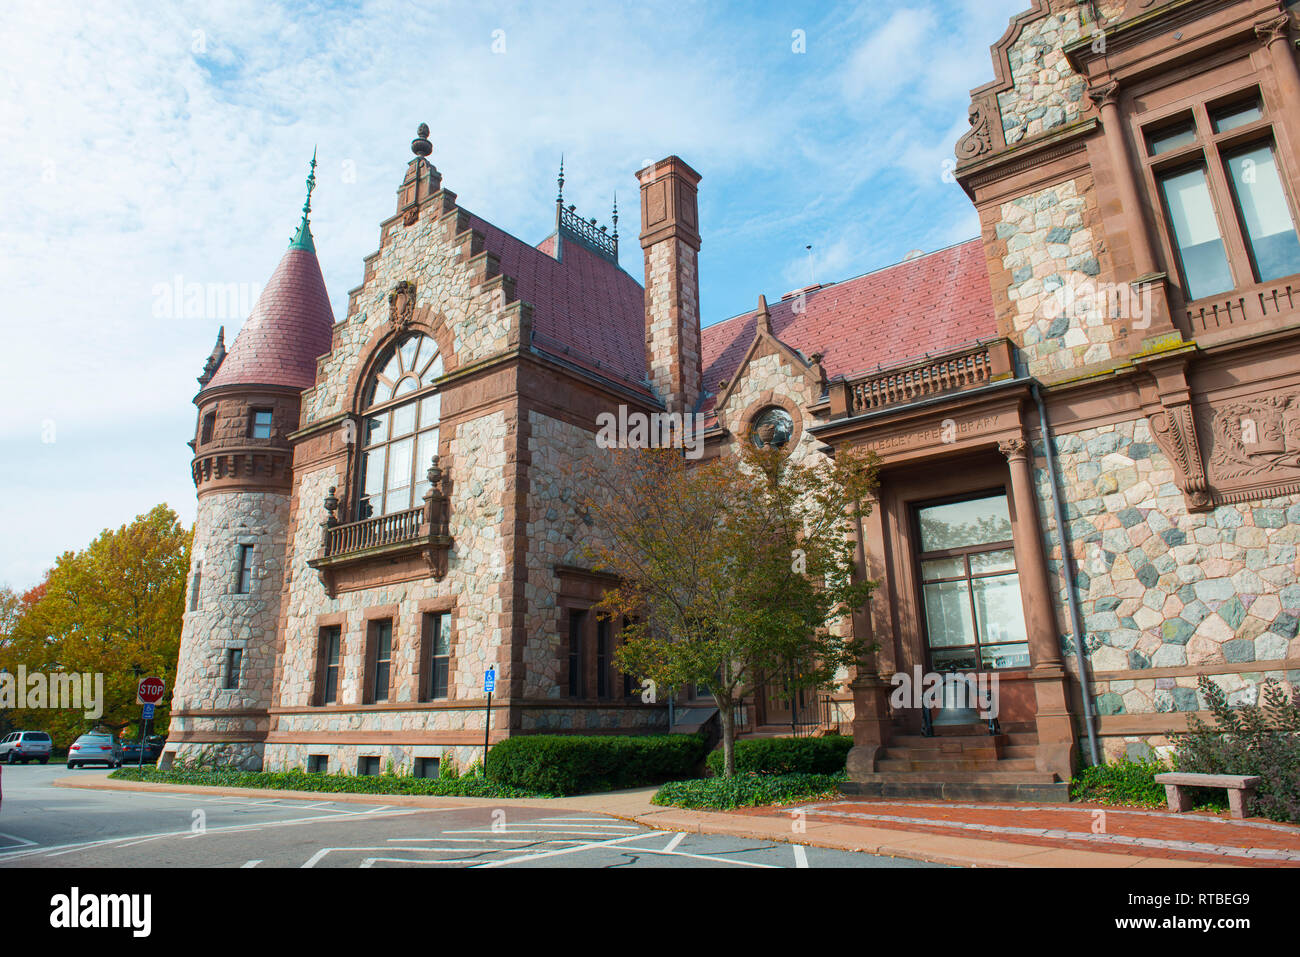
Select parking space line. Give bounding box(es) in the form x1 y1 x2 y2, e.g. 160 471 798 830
664 833 686 852
241 860 262 868
793 845 809 868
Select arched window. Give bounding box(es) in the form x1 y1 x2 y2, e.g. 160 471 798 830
358 333 444 518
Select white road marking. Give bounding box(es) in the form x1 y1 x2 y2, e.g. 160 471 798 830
793 845 809 869
0 805 423 863
304 845 489 868
664 832 686 852
114 836 166 849
0 832 38 849
477 832 657 867
241 860 262 868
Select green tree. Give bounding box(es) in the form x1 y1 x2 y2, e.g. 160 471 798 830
1 505 191 745
581 444 878 777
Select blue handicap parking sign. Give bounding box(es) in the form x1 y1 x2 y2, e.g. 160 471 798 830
484 668 496 694
142 702 155 719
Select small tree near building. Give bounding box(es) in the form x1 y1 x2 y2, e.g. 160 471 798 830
581 443 878 777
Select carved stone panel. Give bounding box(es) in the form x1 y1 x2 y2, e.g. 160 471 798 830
1203 390 1300 504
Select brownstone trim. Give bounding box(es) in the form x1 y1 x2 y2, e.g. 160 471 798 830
736 391 806 454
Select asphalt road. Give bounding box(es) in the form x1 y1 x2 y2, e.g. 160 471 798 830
0 764 943 868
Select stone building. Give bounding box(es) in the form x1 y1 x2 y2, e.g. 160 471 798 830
166 1 1300 799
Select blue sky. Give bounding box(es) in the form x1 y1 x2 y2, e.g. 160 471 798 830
0 0 1028 588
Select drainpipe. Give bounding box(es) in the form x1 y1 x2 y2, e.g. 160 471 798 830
1032 381 1102 767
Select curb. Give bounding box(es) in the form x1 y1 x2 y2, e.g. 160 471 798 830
51 776 1234 868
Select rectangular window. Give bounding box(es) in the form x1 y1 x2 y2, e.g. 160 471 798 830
1158 165 1235 300
249 408 273 439
200 412 216 444
235 545 254 594
222 648 243 690
368 619 393 703
596 617 610 699
189 562 202 611
414 757 440 779
1146 120 1197 157
916 493 1030 671
567 610 587 699
358 756 381 776
319 626 341 705
421 612 451 701
307 754 328 773
1223 143 1300 283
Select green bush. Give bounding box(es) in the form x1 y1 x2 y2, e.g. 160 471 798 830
1069 758 1170 807
1172 675 1300 823
487 734 707 796
653 772 845 810
705 735 852 777
109 766 533 798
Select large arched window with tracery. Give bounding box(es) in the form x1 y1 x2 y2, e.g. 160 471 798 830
358 333 444 518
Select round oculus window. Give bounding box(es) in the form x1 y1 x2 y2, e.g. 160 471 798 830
749 406 794 449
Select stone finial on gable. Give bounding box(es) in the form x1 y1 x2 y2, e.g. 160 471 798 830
756 294 772 335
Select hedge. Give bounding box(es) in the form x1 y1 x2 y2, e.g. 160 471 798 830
653 772 846 810
109 766 534 798
705 735 852 777
486 734 708 796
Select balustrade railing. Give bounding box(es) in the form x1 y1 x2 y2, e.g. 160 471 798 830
324 505 425 557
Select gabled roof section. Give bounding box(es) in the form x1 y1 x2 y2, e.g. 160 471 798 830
699 239 996 416
465 213 648 395
204 245 336 393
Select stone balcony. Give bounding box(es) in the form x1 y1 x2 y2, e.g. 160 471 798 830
828 337 1016 419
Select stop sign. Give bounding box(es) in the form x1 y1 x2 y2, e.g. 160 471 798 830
136 676 165 705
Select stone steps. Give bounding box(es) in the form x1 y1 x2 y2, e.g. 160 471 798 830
841 777 1070 803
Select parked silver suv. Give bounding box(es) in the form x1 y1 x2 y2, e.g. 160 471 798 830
0 731 52 764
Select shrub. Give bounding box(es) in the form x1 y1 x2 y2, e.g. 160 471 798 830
1069 758 1170 807
109 766 533 798
1171 675 1300 823
486 734 707 796
705 734 852 777
652 772 845 810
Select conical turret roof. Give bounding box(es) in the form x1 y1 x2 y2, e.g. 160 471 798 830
204 155 334 393
203 244 335 392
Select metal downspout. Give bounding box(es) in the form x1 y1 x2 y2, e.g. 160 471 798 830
1033 381 1101 767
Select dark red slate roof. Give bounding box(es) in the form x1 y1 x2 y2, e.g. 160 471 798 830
468 215 650 394
699 239 995 415
205 246 336 392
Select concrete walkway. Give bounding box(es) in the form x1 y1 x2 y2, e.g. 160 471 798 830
57 776 1300 868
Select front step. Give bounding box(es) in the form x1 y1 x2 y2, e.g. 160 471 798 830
875 757 1038 773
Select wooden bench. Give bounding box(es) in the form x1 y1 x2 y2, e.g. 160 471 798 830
1154 772 1261 819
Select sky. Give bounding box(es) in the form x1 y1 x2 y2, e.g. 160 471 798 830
0 0 1028 589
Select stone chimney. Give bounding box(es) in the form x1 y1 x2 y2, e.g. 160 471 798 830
637 156 702 414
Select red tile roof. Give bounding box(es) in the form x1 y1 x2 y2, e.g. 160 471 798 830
468 214 650 394
205 246 336 392
699 239 995 414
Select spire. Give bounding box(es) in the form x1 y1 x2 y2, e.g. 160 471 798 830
197 326 226 388
289 148 318 252
612 192 619 257
557 154 565 204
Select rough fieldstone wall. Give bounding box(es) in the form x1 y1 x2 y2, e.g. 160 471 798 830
169 490 290 771
995 2 1124 146
519 411 669 732
265 741 485 775
1031 415 1300 760
990 177 1113 378
266 411 510 771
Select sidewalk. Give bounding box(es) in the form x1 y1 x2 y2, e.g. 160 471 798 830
58 776 1300 867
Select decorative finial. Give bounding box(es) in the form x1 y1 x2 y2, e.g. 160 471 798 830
612 192 619 255
411 123 432 158
557 154 565 205
289 150 318 252
197 326 227 388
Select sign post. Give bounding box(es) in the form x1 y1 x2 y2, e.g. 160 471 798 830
136 676 165 771
483 667 496 776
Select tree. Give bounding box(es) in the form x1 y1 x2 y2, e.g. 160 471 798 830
580 443 878 776
0 505 191 745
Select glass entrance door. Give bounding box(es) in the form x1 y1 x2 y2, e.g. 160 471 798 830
915 492 1031 672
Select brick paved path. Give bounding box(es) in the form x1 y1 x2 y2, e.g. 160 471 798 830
735 800 1300 866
